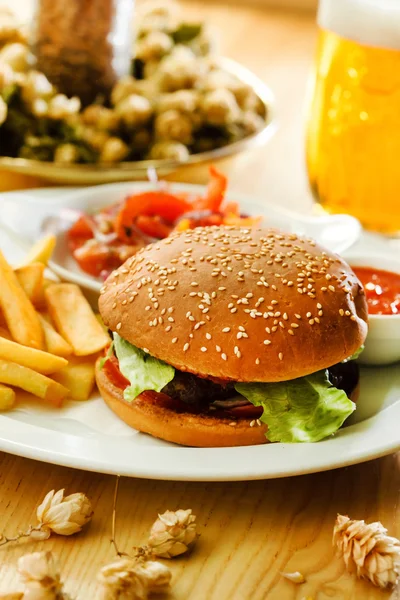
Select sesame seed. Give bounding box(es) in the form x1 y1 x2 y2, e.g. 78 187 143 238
328 285 335 292
183 343 190 352
116 322 122 330
206 333 212 340
172 337 178 343
250 420 255 427
264 339 271 345
221 353 227 361
216 345 221 352
229 422 237 427
256 419 262 427
309 319 315 325
255 358 260 365
165 325 172 332
112 302 117 309
222 327 231 333
306 312 312 318
191 282 199 287
201 347 207 352
288 329 294 335
278 352 283 361
168 317 174 322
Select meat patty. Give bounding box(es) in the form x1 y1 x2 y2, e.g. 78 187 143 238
161 362 360 408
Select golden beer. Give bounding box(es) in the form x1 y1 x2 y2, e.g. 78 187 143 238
306 0 400 234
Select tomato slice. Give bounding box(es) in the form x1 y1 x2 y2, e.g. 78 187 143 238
73 242 119 277
114 191 192 243
67 215 94 252
103 355 130 390
226 405 264 418
192 166 227 212
136 215 173 238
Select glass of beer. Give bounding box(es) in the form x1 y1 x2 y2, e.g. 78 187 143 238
306 0 400 235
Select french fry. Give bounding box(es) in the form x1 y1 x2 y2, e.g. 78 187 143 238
53 357 96 401
0 384 16 411
0 328 11 340
34 276 60 309
0 325 11 340
45 284 110 356
38 313 73 357
15 262 45 305
18 234 56 267
0 359 68 407
0 249 44 349
0 336 68 374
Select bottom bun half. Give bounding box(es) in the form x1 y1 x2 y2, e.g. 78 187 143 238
95 358 268 447
95 359 360 448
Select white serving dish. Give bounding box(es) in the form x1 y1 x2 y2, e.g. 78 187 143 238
0 182 361 292
344 251 400 366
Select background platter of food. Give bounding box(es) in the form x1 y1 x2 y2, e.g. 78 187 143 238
0 1 275 184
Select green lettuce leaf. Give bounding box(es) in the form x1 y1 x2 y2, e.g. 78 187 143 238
113 333 175 402
99 340 114 369
343 345 364 362
235 370 355 443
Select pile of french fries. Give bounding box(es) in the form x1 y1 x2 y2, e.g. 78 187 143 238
0 236 110 410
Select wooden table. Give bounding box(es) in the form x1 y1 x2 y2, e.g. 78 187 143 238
0 2 399 599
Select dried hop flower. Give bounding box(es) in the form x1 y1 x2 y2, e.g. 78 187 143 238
97 558 171 600
36 489 93 538
18 551 67 599
148 509 198 558
134 561 171 594
333 514 400 589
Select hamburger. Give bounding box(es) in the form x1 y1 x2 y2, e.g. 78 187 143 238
96 225 368 447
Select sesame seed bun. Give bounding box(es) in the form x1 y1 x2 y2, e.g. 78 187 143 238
95 357 361 447
99 226 368 382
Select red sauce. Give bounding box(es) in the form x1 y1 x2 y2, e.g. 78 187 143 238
352 266 400 315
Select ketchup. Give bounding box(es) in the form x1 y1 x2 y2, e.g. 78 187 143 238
352 266 400 315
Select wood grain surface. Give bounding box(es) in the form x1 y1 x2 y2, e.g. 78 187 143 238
0 2 399 599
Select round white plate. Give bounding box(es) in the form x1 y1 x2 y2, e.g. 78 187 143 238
0 185 399 481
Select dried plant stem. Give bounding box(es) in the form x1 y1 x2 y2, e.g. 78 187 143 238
110 475 129 559
0 525 43 548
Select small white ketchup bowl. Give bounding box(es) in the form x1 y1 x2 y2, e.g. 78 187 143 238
344 251 400 366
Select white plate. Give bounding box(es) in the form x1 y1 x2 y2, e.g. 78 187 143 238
0 186 399 481
0 182 361 292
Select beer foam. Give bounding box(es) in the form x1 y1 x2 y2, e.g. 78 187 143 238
318 0 400 50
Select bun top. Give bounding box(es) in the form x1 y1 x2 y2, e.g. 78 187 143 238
99 226 368 382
